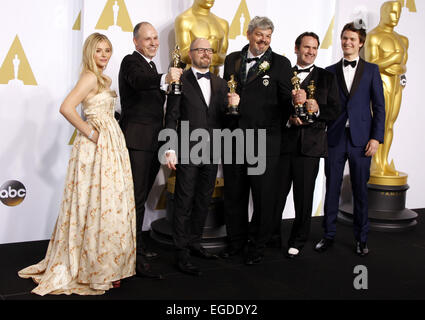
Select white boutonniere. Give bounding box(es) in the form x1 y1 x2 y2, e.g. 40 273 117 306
258 61 270 74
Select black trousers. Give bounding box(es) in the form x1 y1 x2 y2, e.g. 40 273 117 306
173 163 218 262
223 156 281 254
128 148 160 260
275 153 320 249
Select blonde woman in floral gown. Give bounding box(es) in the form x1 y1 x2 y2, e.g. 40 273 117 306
18 33 136 295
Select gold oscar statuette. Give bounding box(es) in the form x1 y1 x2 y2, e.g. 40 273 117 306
306 80 316 123
226 75 239 115
291 71 306 118
168 45 182 95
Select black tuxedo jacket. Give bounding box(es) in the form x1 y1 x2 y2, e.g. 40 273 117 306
281 66 341 157
223 50 292 157
165 69 228 162
118 51 166 152
326 58 385 147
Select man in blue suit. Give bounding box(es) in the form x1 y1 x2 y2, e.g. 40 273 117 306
315 22 385 256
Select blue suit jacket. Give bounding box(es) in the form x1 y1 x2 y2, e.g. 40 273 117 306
325 58 385 147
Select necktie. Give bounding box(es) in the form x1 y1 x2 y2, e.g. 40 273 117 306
149 61 158 74
343 59 357 68
196 72 211 80
296 66 313 73
246 57 259 63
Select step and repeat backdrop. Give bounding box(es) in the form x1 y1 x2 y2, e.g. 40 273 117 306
0 0 423 244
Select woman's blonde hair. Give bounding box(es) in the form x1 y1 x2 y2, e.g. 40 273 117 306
82 33 112 93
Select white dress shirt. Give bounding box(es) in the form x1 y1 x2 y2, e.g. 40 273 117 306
342 56 359 93
343 56 359 127
191 67 211 107
295 63 314 84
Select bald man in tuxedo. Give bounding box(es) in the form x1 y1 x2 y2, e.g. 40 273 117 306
165 38 239 276
119 22 182 278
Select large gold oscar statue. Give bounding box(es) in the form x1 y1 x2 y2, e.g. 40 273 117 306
356 0 417 231
365 1 409 186
174 0 229 75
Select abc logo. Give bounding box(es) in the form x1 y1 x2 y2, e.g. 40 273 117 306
0 180 27 206
400 74 407 87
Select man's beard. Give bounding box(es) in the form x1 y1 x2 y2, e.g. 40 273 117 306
193 58 210 69
252 42 268 56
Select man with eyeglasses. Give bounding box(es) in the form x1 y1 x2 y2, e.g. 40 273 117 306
165 38 239 276
221 16 292 265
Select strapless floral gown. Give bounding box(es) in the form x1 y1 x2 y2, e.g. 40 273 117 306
18 90 136 295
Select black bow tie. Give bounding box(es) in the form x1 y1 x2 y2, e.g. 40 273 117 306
295 66 313 73
246 57 259 63
343 59 357 68
196 72 211 80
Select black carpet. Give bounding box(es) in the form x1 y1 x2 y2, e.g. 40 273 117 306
1 211 424 309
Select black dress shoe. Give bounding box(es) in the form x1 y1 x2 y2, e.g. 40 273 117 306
190 247 219 259
219 246 243 259
176 260 202 276
356 242 369 256
141 251 159 260
244 253 264 265
136 262 163 279
314 238 334 253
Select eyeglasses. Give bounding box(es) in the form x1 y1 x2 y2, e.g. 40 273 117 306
190 48 214 54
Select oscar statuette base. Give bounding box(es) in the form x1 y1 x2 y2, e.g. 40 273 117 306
338 182 418 232
150 177 227 251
